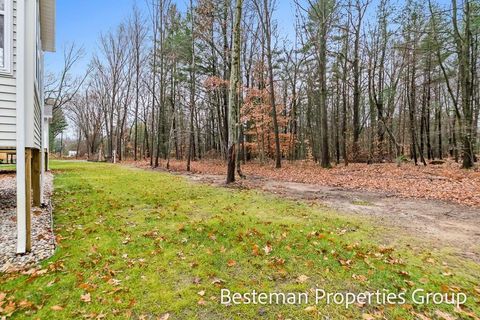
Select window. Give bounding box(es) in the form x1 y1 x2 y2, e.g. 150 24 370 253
0 0 11 73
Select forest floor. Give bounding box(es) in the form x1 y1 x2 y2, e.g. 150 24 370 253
1 161 479 319
132 159 480 263
133 159 480 207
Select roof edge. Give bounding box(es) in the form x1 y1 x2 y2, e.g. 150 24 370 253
40 0 56 52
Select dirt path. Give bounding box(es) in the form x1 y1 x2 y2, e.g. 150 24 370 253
135 159 480 207
170 171 480 262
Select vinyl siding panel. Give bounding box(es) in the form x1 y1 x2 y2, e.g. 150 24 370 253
0 131 16 142
0 115 15 124
0 123 15 131
0 92 16 101
0 107 16 117
0 0 17 149
33 89 41 148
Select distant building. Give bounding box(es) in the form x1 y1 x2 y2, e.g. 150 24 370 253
68 150 77 157
0 151 15 164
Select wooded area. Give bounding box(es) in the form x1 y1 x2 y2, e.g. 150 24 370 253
48 0 480 182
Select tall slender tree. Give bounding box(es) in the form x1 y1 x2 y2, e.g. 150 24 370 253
226 0 243 183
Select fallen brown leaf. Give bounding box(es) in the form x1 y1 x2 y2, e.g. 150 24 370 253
304 305 317 313
411 311 432 320
264 244 272 255
296 275 309 283
252 244 260 256
159 313 170 320
51 305 64 311
434 310 456 320
80 293 91 303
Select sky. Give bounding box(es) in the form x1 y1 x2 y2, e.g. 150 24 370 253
45 0 297 75
45 0 452 76
45 0 143 74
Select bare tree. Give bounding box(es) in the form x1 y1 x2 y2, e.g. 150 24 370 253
253 0 282 168
129 6 147 161
226 0 243 183
67 85 104 160
93 24 130 162
44 43 88 148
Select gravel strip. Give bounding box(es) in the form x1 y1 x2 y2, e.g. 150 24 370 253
0 172 55 273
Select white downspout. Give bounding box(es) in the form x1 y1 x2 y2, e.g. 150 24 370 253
45 120 49 170
16 0 27 254
40 91 44 204
39 23 45 204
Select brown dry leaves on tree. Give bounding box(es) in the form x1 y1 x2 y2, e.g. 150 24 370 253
241 88 291 159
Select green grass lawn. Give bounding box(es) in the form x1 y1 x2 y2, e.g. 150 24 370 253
0 163 15 172
1 161 479 319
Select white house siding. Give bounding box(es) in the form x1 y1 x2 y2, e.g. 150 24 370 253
33 0 44 149
24 0 40 149
33 86 41 148
0 0 17 149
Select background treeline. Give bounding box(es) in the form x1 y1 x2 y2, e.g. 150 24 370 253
47 0 480 172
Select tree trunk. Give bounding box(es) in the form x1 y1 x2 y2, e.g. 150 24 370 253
226 0 243 184
263 0 282 168
187 0 196 172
